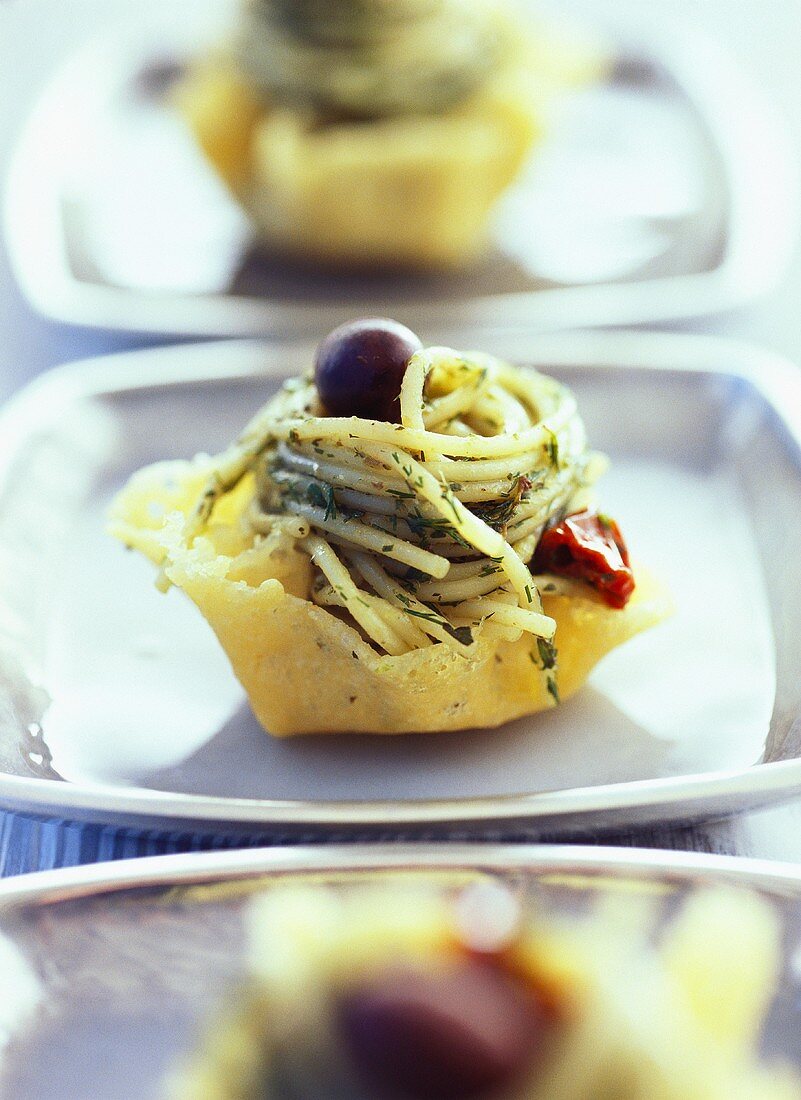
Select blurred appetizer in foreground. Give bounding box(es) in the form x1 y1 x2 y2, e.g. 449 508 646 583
167 877 801 1099
109 320 670 736
176 0 604 268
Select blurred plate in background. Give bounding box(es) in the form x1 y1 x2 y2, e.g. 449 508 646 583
2 844 801 1098
3 0 796 338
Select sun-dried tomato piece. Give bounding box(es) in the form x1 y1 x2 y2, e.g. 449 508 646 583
533 511 635 609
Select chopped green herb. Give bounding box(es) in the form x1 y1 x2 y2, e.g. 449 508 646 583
544 429 560 469
305 483 328 510
470 475 530 531
546 676 560 704
440 488 461 523
405 510 471 548
406 607 448 626
323 484 337 522
536 637 558 671
402 567 430 585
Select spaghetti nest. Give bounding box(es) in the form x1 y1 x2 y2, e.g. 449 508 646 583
190 348 600 680
110 339 670 735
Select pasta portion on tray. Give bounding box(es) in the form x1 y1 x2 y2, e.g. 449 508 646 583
110 321 670 736
167 876 801 1100
177 0 604 268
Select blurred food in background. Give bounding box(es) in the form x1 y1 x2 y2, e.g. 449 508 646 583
176 0 605 269
167 876 801 1099
9 0 772 333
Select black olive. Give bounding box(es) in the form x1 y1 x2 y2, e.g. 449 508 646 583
314 318 423 422
336 959 550 1100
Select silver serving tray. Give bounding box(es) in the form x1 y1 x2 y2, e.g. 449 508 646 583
0 329 798 838
2 844 801 1099
3 0 796 339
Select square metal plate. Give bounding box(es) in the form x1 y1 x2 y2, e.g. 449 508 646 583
0 330 799 837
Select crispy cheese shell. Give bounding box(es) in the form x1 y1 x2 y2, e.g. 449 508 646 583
109 458 672 737
175 55 540 268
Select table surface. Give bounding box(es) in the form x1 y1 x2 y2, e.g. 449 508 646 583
0 0 800 869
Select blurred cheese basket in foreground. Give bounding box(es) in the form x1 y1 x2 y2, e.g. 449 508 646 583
168 875 801 1099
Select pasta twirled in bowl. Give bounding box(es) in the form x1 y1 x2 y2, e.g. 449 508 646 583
109 321 670 735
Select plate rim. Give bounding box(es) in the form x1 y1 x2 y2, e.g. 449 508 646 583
5 843 801 909
0 329 800 835
3 5 798 338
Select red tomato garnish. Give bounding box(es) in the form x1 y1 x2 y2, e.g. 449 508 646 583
532 511 635 609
